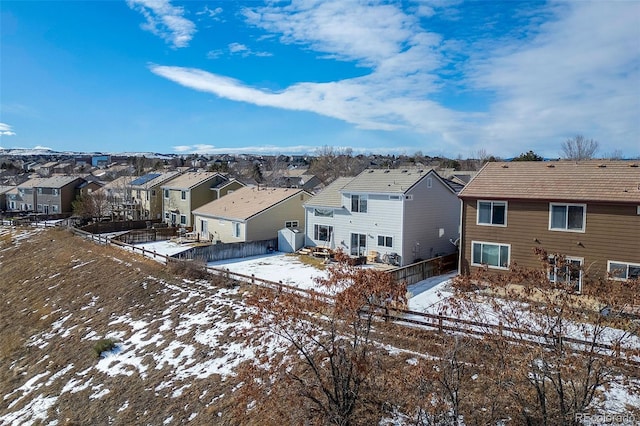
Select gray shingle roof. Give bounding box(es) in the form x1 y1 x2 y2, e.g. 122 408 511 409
458 160 640 203
193 186 308 221
304 177 353 208
341 168 434 193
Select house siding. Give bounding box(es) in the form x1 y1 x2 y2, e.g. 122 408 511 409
246 193 310 241
403 174 460 263
460 199 640 282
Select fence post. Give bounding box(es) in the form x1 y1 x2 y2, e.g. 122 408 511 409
438 316 443 333
251 274 255 285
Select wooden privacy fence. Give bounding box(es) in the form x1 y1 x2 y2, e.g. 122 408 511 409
175 238 278 262
65 225 638 368
388 253 458 285
80 219 161 234
113 228 178 244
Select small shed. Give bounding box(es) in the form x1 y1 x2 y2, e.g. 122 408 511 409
278 227 305 253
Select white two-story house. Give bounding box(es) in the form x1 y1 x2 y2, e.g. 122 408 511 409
304 168 461 266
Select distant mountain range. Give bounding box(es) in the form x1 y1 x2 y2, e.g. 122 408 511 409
0 147 174 158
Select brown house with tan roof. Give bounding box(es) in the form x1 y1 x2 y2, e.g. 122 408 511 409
458 160 640 291
192 186 312 243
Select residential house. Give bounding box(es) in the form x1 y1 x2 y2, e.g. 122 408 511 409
33 175 85 215
161 172 244 228
457 161 640 291
0 185 15 212
304 168 462 266
130 171 181 220
7 177 49 212
192 186 312 243
268 168 322 192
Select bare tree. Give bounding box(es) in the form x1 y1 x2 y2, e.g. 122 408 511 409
561 135 599 160
72 190 109 221
235 251 407 425
446 249 639 425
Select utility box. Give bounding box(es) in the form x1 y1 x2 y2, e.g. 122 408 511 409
278 227 305 253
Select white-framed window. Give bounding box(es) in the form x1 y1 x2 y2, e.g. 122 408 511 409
200 219 208 235
549 203 586 232
285 220 299 228
377 235 393 247
548 256 583 292
51 205 58 213
471 241 510 270
608 261 640 281
351 194 367 213
477 200 507 226
37 188 42 194
180 214 187 225
164 189 169 198
233 222 241 238
389 195 401 200
314 224 333 242
181 190 187 200
170 213 177 224
37 204 43 212
52 188 59 196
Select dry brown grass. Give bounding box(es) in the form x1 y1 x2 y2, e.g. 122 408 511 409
0 227 248 424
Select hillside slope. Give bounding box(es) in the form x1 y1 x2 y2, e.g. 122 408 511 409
0 226 256 425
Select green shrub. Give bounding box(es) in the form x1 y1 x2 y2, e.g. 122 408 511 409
93 338 117 358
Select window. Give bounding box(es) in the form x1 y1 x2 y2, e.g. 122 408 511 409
314 208 333 217
389 195 401 200
548 256 583 292
351 194 367 213
285 220 299 228
151 189 156 197
164 189 169 198
608 261 640 281
180 215 187 225
427 177 433 188
471 241 510 269
52 188 59 196
233 222 241 238
181 190 187 200
378 235 393 247
51 205 58 213
37 188 42 194
351 233 367 256
200 219 208 235
549 203 585 232
37 204 43 212
477 201 507 226
314 224 333 242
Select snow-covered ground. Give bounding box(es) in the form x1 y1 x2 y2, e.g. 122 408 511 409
132 241 458 306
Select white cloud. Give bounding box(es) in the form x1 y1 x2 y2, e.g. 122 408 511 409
0 122 16 136
227 42 272 58
196 5 223 20
152 1 639 157
127 0 196 48
465 1 640 155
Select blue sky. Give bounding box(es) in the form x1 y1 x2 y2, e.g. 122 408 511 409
1 0 638 158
